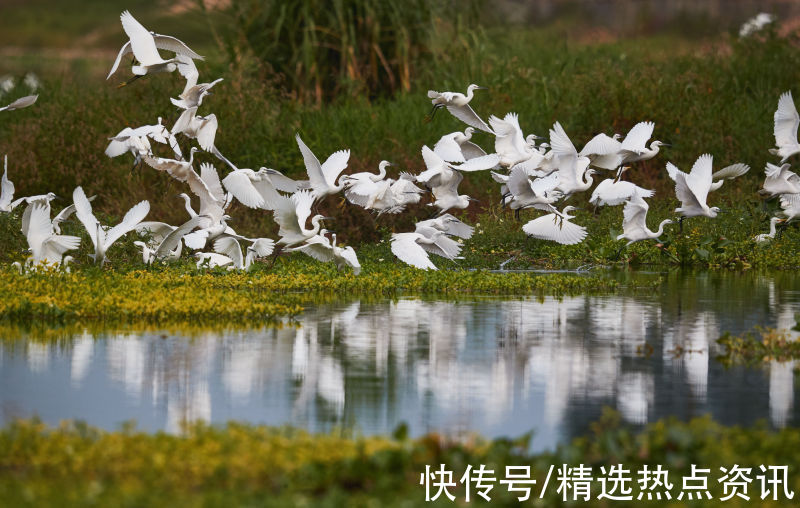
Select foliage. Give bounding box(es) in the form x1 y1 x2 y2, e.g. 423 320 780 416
217 0 485 103
1 410 798 506
717 327 800 366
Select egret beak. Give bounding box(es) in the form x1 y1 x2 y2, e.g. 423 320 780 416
476 86 488 90
52 195 65 202
468 197 479 202
321 216 335 220
661 143 672 147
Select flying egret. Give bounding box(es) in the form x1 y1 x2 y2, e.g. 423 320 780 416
754 216 785 243
504 167 562 217
770 91 800 162
286 231 361 275
549 122 596 197
13 192 58 237
779 193 800 222
427 84 492 133
489 113 543 168
24 203 81 269
672 154 720 231
415 213 474 239
342 161 399 210
0 94 38 112
72 186 150 265
666 160 749 192
390 226 462 271
108 11 204 86
106 118 182 166
615 192 673 253
759 162 800 198
273 190 329 247
211 236 275 271
589 168 654 207
580 122 666 169
433 127 487 163
134 215 202 264
522 205 587 245
361 173 425 215
295 134 350 201
222 166 300 210
0 155 16 212
171 107 218 152
171 78 223 110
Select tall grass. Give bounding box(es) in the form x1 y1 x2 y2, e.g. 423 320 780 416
218 0 485 103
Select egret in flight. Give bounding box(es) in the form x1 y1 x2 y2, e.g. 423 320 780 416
0 94 38 112
770 91 800 162
295 134 350 201
672 154 720 231
427 84 492 133
522 205 587 245
615 191 673 256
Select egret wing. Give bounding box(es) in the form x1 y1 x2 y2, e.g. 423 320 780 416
446 104 492 133
549 122 577 158
200 163 225 203
775 91 799 148
156 216 201 257
455 153 500 172
222 171 265 209
72 186 99 248
712 162 750 181
391 234 437 270
433 133 465 163
107 41 133 79
120 11 163 66
580 133 621 157
620 121 655 154
685 154 713 205
104 200 150 248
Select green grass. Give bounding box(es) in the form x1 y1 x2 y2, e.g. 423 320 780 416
1 409 798 506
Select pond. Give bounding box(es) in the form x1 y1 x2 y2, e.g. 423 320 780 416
1 270 799 452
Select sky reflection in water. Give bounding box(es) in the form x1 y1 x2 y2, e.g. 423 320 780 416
1 271 799 451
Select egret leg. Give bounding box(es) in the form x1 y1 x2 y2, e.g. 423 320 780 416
679 216 684 234
613 245 625 261
514 208 521 221
424 104 443 123
117 74 143 88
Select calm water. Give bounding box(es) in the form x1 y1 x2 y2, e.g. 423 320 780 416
1 270 799 452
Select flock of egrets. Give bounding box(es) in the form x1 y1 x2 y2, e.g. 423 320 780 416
1 10 799 273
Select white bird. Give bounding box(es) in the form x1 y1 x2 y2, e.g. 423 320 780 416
522 205 587 245
504 167 562 215
0 94 38 112
24 203 81 269
779 193 800 222
273 190 328 247
760 162 800 198
489 113 542 168
770 91 800 162
666 160 749 192
390 227 462 271
286 231 360 275
0 155 17 212
417 145 499 214
107 11 204 84
72 186 150 265
367 173 425 215
210 236 275 271
672 154 720 230
14 192 57 237
222 166 300 210
549 122 596 197
754 216 785 243
433 127 487 163
106 118 182 163
580 122 666 170
415 213 474 239
194 252 235 269
427 84 491 133
295 134 350 200
134 216 202 264
616 192 673 246
171 107 218 152
170 78 223 110
589 169 655 207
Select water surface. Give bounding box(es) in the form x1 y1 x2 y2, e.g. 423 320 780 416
2 270 799 451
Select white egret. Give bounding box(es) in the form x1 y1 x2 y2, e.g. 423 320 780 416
522 205 587 245
14 192 57 237
51 195 97 234
489 113 542 168
24 203 81 269
171 78 223 110
666 160 749 192
134 215 202 264
286 231 360 275
365 173 425 215
171 107 218 152
760 162 800 198
108 11 204 85
580 121 665 169
342 161 395 210
222 166 300 210
390 227 462 271
194 252 235 269
549 122 596 197
211 236 275 271
106 118 182 163
0 94 38 112
672 154 720 231
72 186 150 265
616 192 673 248
295 134 350 200
0 155 16 212
754 217 785 243
589 168 654 207
779 193 800 222
504 167 562 216
273 190 328 247
770 91 800 162
415 213 474 239
427 84 492 133
433 127 487 163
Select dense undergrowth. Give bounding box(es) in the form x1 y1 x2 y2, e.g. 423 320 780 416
0 409 798 506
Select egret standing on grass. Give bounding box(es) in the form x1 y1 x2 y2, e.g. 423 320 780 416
754 216 785 243
73 186 150 265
